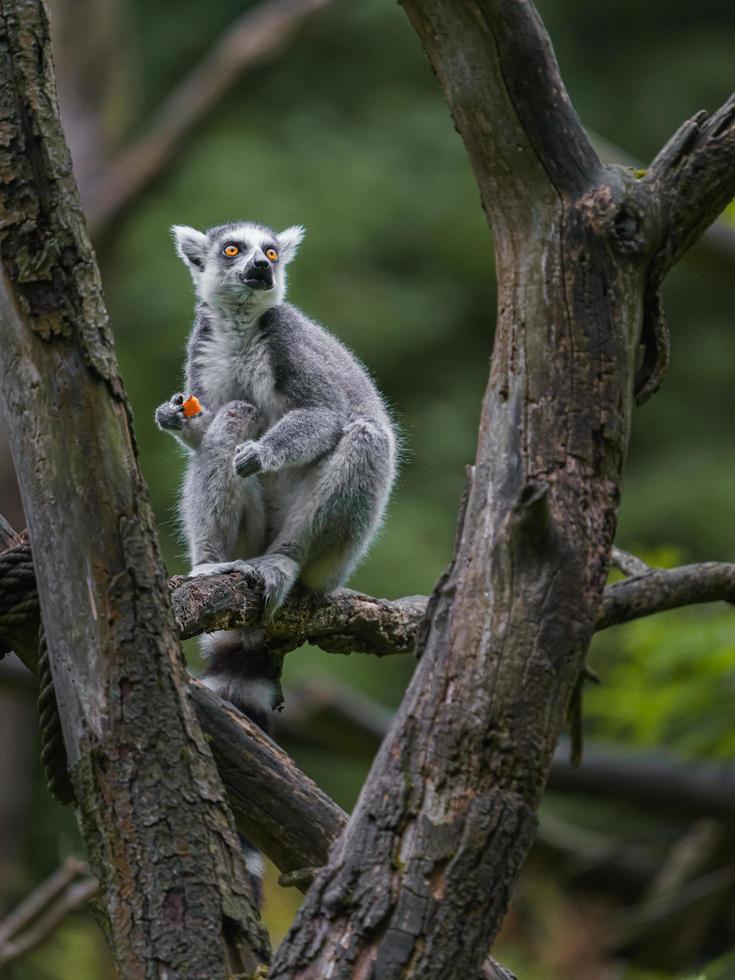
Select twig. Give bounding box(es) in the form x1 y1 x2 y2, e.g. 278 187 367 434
610 546 652 578
0 857 96 968
0 878 98 968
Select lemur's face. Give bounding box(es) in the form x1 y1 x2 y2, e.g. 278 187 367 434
172 221 305 311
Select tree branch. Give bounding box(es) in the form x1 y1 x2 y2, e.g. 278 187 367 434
610 546 652 578
0 857 89 949
174 558 735 650
172 573 426 654
267 0 735 972
4 529 735 661
84 0 337 238
634 95 735 402
549 741 735 820
597 562 735 630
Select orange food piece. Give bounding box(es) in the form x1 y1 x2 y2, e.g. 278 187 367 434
182 395 202 418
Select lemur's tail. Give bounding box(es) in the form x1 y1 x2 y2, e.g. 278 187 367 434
201 628 283 904
201 628 283 727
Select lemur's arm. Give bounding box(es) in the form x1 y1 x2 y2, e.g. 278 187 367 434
233 407 343 477
155 392 211 451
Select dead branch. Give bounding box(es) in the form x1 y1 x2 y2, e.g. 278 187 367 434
597 562 735 630
173 573 425 654
190 679 347 877
175 557 735 649
645 95 735 277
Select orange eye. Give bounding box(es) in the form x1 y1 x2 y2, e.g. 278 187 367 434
265 248 278 262
224 244 239 257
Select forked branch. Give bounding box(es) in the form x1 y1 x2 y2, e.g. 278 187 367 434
646 94 735 275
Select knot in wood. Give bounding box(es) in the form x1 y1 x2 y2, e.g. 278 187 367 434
577 183 649 258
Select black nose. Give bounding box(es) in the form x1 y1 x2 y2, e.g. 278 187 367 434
253 257 269 269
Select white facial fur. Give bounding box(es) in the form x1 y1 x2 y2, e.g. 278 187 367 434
172 221 305 314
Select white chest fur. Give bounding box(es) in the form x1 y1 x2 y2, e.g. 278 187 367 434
196 317 281 424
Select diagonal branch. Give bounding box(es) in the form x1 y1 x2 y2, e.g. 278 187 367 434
401 0 602 228
189 679 347 877
84 0 336 238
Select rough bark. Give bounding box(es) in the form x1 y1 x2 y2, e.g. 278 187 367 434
0 2 268 975
173 574 426 654
268 2 735 977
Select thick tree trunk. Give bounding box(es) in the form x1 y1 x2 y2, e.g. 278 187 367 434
270 2 735 977
0 2 268 975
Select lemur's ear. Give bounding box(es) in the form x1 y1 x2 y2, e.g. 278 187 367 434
171 225 208 276
277 225 305 264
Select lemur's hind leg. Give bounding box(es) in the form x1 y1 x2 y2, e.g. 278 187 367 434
252 417 396 616
182 401 265 574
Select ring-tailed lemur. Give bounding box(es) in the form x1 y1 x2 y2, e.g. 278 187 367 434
156 220 398 728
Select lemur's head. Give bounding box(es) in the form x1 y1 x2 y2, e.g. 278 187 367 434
172 221 305 312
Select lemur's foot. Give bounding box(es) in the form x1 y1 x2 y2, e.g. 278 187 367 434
245 554 299 620
191 555 298 620
155 392 188 431
233 440 266 478
190 560 261 585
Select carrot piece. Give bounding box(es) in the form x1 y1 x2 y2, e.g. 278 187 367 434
182 395 202 418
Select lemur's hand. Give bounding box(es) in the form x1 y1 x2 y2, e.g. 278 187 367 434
233 440 266 478
156 393 202 431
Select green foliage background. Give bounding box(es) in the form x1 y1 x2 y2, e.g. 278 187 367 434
5 0 735 977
